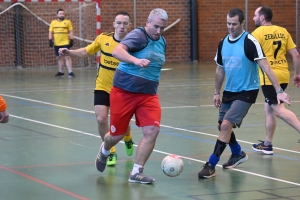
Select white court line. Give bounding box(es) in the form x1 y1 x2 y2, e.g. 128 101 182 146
1 94 196 110
2 94 95 113
200 100 300 107
160 125 300 154
3 94 300 154
8 114 300 187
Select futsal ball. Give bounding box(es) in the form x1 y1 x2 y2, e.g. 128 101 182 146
161 154 184 177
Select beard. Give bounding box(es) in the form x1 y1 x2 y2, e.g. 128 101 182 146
58 17 65 21
255 20 261 27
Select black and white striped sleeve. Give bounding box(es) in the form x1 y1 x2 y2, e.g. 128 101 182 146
244 34 266 63
214 38 225 67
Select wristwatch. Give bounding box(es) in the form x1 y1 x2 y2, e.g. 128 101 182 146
276 88 284 94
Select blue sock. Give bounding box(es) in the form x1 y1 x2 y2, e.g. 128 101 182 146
229 141 242 156
208 154 220 167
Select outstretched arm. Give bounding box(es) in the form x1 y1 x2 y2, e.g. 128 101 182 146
112 44 150 68
58 48 89 58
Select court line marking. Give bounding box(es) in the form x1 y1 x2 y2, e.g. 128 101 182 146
161 125 300 154
3 94 300 154
8 114 300 187
0 165 88 200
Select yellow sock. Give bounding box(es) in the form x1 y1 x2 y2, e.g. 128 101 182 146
123 131 132 142
110 146 116 154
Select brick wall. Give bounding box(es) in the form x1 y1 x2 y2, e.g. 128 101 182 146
0 0 299 68
100 0 190 62
198 0 300 62
0 2 97 68
0 0 189 68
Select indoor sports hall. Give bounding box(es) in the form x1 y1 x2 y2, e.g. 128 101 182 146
1 1 300 200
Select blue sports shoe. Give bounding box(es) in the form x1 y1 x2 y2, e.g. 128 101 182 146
252 140 273 155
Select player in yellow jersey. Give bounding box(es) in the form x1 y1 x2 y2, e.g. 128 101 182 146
49 9 75 77
58 11 134 168
252 6 300 154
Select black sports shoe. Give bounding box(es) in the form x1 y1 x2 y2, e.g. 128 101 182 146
222 151 248 169
55 72 64 77
198 162 216 179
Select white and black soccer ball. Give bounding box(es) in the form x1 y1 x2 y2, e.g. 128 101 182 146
161 154 184 177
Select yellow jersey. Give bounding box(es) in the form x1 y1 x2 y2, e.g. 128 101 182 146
49 19 73 46
252 25 296 85
85 32 120 93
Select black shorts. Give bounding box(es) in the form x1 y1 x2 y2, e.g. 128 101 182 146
54 45 70 56
94 90 110 106
261 83 288 105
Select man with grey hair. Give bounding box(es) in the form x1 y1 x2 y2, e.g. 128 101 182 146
95 8 168 184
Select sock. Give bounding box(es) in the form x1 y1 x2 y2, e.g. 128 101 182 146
209 139 227 166
123 131 132 142
101 145 110 156
131 163 143 175
208 154 220 167
228 131 242 156
110 146 116 154
228 131 237 146
264 140 272 146
229 142 242 156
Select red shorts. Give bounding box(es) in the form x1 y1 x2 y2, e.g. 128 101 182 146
109 87 161 136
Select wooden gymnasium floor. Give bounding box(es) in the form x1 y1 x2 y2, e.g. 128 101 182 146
1 62 300 200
